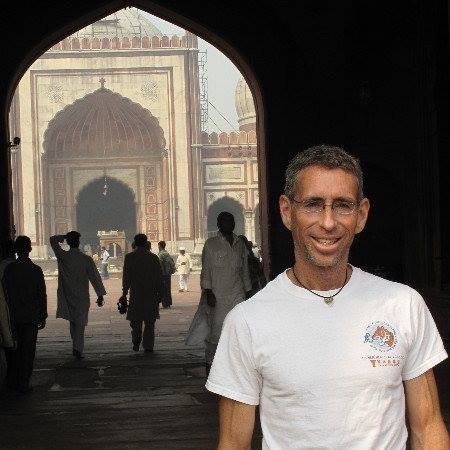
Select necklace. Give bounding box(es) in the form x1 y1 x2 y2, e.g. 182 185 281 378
291 266 349 306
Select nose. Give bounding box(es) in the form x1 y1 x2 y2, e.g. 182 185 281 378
319 204 338 230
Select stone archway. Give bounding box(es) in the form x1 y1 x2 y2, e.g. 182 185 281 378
76 177 136 251
206 197 245 238
41 85 169 246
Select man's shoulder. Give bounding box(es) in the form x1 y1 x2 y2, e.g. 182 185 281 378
234 278 281 316
77 251 94 263
30 260 44 273
204 235 221 248
353 267 418 303
355 267 414 293
149 252 161 263
225 283 279 330
5 258 43 276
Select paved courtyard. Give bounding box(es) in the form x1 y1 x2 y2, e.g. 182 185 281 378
0 275 256 449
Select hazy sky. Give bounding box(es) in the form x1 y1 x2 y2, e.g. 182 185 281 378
141 11 242 132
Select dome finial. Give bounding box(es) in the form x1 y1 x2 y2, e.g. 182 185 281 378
99 77 106 89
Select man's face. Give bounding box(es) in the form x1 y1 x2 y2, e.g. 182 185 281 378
279 165 370 269
217 214 235 234
180 250 185 255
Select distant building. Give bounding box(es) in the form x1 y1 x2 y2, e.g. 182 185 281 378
9 8 259 258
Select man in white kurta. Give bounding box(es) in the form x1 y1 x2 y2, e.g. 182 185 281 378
200 212 252 368
50 232 106 359
176 248 191 292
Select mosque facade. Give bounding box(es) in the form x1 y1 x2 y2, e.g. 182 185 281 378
9 8 259 259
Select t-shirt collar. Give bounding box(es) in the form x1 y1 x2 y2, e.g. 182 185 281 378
280 265 360 300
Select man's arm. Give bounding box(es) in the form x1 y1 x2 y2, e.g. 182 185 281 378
240 244 252 295
49 234 66 258
122 254 130 296
87 257 106 297
218 397 256 450
200 245 216 305
405 369 449 449
37 267 47 328
200 245 212 290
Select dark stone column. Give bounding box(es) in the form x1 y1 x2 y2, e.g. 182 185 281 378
0 103 14 256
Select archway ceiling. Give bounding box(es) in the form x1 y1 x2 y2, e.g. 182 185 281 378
43 86 166 160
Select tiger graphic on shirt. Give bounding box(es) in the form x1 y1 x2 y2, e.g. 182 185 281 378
364 321 397 352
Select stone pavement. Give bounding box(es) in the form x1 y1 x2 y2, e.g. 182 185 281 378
0 275 262 449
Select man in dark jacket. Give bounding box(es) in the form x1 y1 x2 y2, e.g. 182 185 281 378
158 241 175 309
2 236 47 393
121 234 163 352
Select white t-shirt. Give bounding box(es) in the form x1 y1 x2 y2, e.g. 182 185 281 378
205 267 448 450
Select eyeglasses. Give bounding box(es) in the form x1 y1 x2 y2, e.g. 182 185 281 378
291 198 358 216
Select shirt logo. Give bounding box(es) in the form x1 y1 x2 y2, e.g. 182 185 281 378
364 321 397 352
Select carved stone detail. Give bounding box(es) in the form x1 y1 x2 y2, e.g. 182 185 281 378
46 85 64 104
141 81 159 102
144 165 158 241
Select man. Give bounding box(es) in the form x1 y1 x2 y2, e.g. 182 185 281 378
158 241 175 309
206 145 449 449
50 232 106 360
121 234 163 353
2 236 47 393
100 246 110 279
176 247 191 292
201 212 252 372
0 239 16 386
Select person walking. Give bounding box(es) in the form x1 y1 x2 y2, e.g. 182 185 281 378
50 232 106 360
158 241 175 309
176 247 191 292
199 212 252 373
121 234 163 353
2 236 47 393
0 239 16 386
100 246 110 279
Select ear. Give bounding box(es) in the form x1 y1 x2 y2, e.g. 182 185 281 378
279 195 293 231
355 198 370 234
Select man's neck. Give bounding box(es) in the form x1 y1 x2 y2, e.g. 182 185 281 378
219 231 234 246
289 260 351 291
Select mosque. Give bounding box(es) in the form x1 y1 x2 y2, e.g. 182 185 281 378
9 8 259 260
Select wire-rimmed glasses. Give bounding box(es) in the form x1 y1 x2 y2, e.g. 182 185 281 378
291 198 358 216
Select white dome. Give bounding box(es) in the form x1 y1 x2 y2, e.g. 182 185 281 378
235 76 256 128
73 8 162 39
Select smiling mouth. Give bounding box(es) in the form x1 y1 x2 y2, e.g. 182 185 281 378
312 237 340 246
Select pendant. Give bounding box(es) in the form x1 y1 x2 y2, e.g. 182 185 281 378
324 297 334 305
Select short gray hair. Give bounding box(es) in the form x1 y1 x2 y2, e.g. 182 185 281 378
284 144 364 200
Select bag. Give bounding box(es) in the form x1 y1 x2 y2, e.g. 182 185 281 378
117 296 128 315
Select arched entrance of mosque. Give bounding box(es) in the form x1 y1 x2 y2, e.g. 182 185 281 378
76 177 136 251
207 197 245 238
40 84 168 252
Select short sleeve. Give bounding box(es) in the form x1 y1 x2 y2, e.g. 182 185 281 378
205 305 261 405
402 290 448 381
